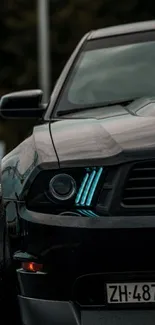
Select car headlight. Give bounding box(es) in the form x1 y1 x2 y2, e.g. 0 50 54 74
49 173 76 201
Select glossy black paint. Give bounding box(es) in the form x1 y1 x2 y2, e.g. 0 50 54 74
2 123 58 199
88 20 155 39
2 21 155 324
0 89 43 109
50 104 155 167
0 89 45 119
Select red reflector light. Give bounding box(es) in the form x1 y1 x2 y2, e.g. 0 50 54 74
22 262 43 272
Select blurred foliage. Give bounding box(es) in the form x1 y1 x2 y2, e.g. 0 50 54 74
0 0 155 152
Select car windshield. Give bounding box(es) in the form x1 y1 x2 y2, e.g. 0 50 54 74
55 31 155 117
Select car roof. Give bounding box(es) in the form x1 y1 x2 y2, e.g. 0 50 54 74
88 20 155 40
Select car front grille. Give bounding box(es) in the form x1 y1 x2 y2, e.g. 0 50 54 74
122 161 155 207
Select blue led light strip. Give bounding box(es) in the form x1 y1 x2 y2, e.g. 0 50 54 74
78 210 89 217
78 209 99 218
75 173 89 205
87 210 99 217
75 167 103 214
81 170 96 205
86 167 103 206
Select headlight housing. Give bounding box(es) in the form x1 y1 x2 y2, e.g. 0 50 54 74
26 166 105 215
49 174 76 201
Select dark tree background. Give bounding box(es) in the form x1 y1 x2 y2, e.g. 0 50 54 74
0 0 155 152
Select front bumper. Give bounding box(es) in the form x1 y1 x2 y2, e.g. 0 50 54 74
16 207 155 324
20 206 155 229
15 208 155 286
19 296 155 325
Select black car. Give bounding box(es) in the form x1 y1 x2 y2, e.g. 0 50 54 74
2 20 155 325
0 192 20 323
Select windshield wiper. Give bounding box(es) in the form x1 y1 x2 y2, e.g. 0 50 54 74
56 98 138 117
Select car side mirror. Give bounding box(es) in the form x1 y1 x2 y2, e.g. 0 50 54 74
0 89 46 119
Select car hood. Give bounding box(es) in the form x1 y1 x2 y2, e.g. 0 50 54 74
50 104 155 167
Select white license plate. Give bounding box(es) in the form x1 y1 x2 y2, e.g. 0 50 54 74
106 282 155 304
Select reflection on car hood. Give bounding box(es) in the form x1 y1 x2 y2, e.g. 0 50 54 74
50 105 155 167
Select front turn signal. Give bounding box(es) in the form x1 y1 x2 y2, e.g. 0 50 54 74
22 262 43 272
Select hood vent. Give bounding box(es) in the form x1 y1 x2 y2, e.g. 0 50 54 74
122 161 155 207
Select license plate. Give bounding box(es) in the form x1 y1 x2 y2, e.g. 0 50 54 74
106 282 155 304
